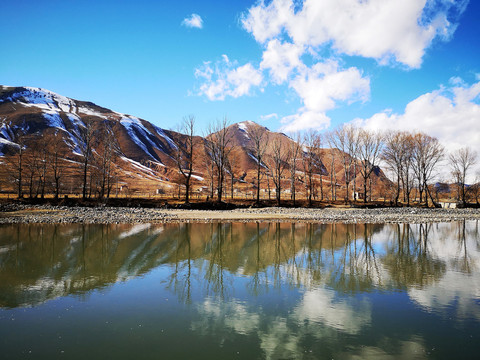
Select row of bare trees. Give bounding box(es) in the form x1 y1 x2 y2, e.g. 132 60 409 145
172 117 478 206
2 114 477 206
0 120 121 199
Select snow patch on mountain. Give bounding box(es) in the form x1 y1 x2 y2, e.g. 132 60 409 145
8 87 77 114
153 126 177 149
120 117 160 160
0 122 11 140
121 156 164 178
0 137 19 155
77 105 105 118
43 113 66 130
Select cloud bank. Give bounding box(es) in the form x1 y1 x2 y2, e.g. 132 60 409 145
354 78 480 153
194 0 469 133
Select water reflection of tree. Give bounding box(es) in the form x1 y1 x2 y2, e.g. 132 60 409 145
166 223 193 304
452 219 479 274
248 223 269 296
382 223 446 288
3 221 479 307
204 223 233 300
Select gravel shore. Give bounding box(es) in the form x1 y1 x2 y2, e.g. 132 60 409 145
1 204 479 224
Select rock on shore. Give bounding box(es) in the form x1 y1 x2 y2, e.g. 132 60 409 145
1 204 479 224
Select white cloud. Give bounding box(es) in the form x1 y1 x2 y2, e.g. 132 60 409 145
290 60 370 113
354 79 480 154
242 0 465 68
280 110 331 133
260 39 304 84
182 14 203 29
195 56 263 100
195 0 467 134
280 60 370 132
241 0 294 44
260 113 278 121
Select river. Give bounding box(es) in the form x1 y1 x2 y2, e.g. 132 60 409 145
1 221 479 359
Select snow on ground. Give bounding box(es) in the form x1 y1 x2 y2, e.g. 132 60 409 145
120 116 162 160
7 87 77 114
77 105 105 117
120 156 164 178
66 113 84 129
0 135 18 147
248 152 268 168
153 125 177 149
238 122 248 132
191 174 204 181
237 122 251 140
43 112 66 130
0 122 11 140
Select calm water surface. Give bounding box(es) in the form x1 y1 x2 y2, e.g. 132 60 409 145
0 221 479 359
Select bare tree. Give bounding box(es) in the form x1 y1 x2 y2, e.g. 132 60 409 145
247 124 269 204
328 125 359 203
172 116 196 204
48 131 68 199
325 146 338 202
357 129 384 203
411 133 444 207
24 141 41 198
449 147 477 206
302 130 322 207
400 134 415 206
78 119 96 199
205 117 234 203
470 171 480 205
4 126 27 198
288 132 302 206
97 121 121 199
267 137 290 206
225 152 238 200
382 131 413 206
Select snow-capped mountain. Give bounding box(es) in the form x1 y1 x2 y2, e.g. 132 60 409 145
0 86 178 165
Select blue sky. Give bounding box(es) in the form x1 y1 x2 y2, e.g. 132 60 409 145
1 0 479 152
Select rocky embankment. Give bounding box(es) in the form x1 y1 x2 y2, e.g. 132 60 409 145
1 204 479 224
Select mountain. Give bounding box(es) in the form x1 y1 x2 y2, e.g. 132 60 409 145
0 85 390 199
0 86 177 164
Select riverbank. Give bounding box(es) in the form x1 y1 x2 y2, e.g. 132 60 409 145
1 204 479 224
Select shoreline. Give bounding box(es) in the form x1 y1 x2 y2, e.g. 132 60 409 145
1 205 479 224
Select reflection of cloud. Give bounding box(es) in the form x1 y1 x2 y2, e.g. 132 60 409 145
259 318 302 360
194 285 372 359
409 272 480 321
406 222 480 321
295 288 371 334
192 298 260 335
343 336 428 360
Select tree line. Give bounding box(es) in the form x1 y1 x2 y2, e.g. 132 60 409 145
0 119 121 200
173 118 478 207
0 116 478 206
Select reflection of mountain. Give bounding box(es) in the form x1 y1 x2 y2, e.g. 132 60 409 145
1 221 479 310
